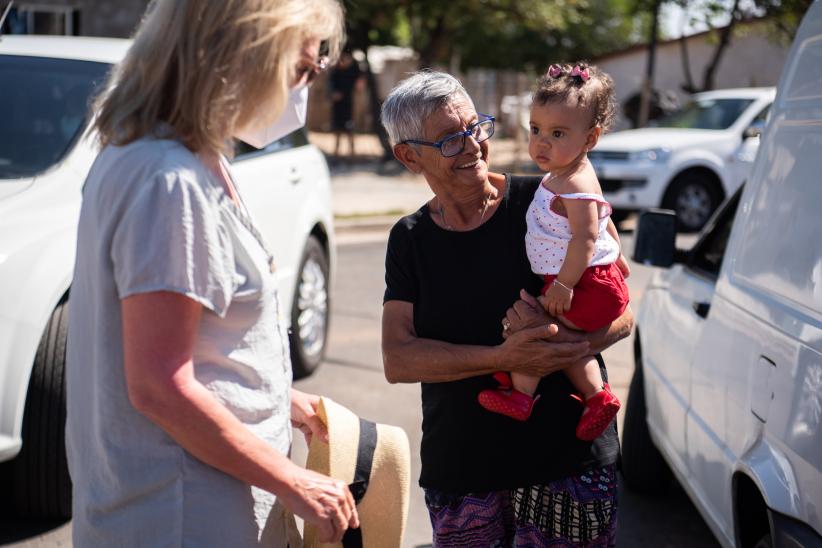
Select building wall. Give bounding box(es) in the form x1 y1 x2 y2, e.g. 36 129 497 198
596 21 788 129
15 0 149 37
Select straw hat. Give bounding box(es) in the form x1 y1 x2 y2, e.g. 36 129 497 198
303 397 411 548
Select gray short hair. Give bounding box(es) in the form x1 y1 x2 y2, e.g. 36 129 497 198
380 71 473 146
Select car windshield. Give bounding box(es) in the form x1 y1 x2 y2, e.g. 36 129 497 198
0 55 109 179
654 98 754 130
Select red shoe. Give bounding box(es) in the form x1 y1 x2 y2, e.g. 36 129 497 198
478 388 540 421
492 371 512 389
576 384 621 441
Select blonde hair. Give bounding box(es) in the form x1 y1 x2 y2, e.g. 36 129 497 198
93 0 344 155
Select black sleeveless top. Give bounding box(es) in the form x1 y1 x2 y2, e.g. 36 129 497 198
384 174 620 493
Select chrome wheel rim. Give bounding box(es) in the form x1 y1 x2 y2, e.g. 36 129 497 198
296 257 328 360
676 184 712 229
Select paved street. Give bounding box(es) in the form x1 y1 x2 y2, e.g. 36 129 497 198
0 160 717 547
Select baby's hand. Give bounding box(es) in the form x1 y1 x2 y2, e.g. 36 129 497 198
542 281 573 317
616 253 631 278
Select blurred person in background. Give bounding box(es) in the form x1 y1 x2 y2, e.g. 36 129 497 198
328 48 363 160
66 1 358 545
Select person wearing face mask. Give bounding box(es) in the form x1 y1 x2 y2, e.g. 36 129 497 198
65 1 358 546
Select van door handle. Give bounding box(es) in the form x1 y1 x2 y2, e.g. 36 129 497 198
692 301 711 318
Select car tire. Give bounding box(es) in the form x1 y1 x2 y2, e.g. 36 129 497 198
663 172 723 233
10 299 72 518
621 347 672 494
289 236 330 379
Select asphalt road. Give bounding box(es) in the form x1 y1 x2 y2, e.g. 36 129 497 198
0 227 718 548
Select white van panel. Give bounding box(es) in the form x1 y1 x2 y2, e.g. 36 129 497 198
711 6 822 535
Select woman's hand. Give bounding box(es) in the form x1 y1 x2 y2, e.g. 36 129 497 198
290 389 328 445
502 290 548 338
543 280 573 317
497 323 589 376
282 464 360 543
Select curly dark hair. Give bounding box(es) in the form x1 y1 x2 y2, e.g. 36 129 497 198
532 61 617 133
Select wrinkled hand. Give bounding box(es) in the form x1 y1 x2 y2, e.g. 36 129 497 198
290 389 328 445
502 290 549 338
543 281 573 317
498 323 590 376
282 464 360 543
498 291 590 376
616 253 631 278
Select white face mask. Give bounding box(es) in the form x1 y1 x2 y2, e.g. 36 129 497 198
234 85 309 149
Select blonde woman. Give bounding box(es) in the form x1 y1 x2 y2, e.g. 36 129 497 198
65 1 358 545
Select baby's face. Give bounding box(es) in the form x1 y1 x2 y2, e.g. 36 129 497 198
528 98 595 173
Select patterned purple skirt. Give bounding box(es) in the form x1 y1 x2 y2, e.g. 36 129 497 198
425 465 618 547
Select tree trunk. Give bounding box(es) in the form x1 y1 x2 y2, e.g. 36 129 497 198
361 51 394 161
638 0 661 127
417 12 448 68
701 0 741 91
679 34 697 94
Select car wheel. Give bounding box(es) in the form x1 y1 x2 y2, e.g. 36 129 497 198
10 299 72 518
621 341 672 494
663 172 723 232
289 236 330 379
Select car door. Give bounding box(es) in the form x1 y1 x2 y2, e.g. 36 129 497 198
655 191 742 538
642 241 720 473
229 130 316 301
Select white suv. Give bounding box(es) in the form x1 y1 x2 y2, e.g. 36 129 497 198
623 2 822 546
0 36 336 517
590 87 774 232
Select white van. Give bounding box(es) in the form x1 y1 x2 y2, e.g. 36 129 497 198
623 2 822 547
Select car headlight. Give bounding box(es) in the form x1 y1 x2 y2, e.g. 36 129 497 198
629 148 671 163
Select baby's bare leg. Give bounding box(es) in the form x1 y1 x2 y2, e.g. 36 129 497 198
565 356 605 399
511 372 540 396
557 315 604 399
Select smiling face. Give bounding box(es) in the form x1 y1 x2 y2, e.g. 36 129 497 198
394 93 490 191
528 97 600 173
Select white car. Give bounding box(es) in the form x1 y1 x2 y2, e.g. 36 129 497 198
589 87 774 232
622 2 822 546
0 35 336 517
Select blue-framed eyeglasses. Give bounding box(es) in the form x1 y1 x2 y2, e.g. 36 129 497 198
401 114 495 158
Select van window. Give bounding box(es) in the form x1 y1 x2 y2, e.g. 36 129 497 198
734 124 822 312
784 35 822 101
688 188 742 278
233 128 309 160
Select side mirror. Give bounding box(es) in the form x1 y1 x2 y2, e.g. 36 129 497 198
743 120 765 140
633 209 678 267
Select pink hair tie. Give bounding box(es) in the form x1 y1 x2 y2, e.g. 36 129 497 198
547 64 563 78
571 65 590 81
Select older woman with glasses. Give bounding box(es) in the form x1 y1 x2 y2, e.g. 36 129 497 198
380 71 633 546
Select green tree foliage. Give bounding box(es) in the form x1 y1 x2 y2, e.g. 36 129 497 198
343 0 643 71
341 0 645 157
662 0 812 91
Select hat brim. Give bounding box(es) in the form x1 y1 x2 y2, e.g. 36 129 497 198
304 398 410 548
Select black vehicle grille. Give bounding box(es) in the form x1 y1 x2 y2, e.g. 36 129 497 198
600 178 646 192
588 150 630 161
